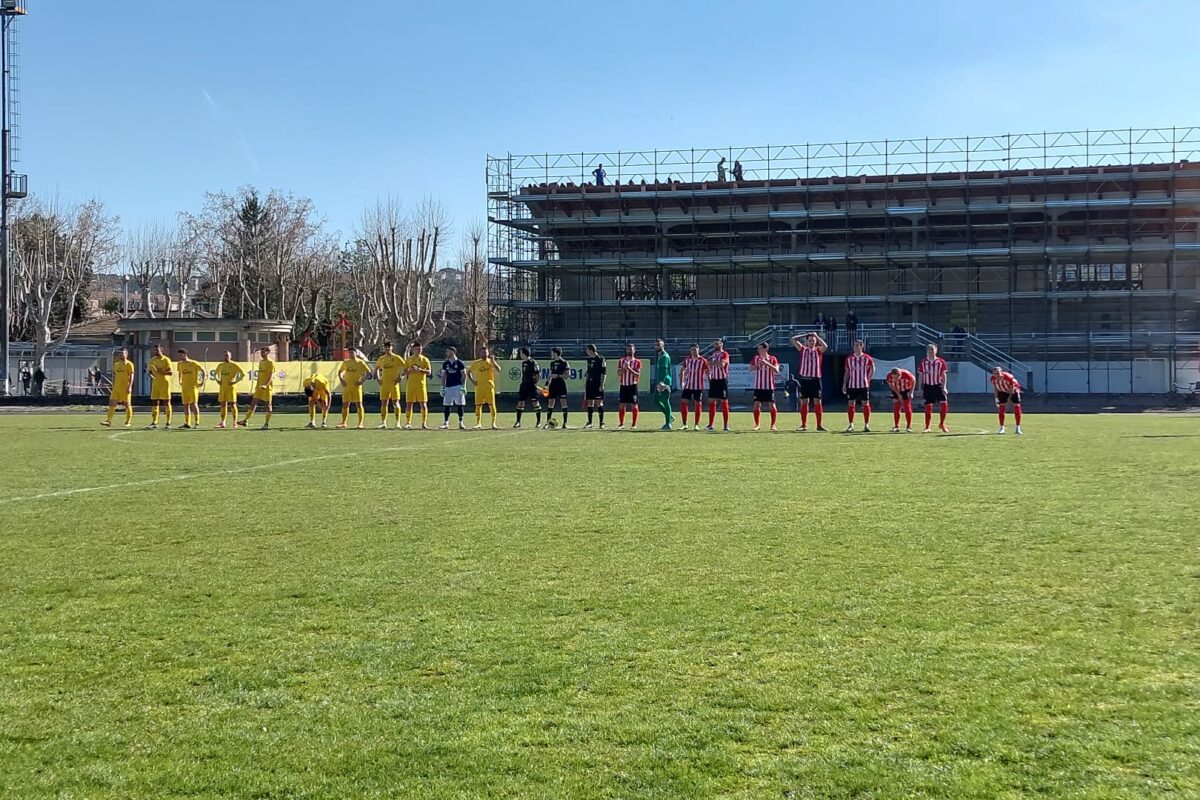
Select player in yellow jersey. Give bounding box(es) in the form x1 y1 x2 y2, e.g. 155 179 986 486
337 350 371 429
101 348 136 428
175 349 206 429
303 372 332 428
403 341 432 430
238 347 276 430
213 351 245 429
468 344 502 430
375 340 406 429
146 343 175 429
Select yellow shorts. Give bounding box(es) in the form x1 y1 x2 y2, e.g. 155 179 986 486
343 387 364 404
110 390 130 404
181 387 199 405
218 388 237 404
311 390 331 406
380 383 401 402
475 392 497 408
151 385 172 402
254 387 273 403
405 387 428 404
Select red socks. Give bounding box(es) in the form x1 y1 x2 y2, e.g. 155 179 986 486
925 406 933 427
815 402 823 428
722 401 730 426
848 406 855 424
904 399 913 427
863 404 870 425
680 400 689 420
694 406 701 426
769 407 778 426
1014 405 1022 425
619 408 625 425
998 407 1006 426
632 408 639 426
753 407 761 426
800 406 808 427
893 401 901 427
708 402 716 427
940 402 949 425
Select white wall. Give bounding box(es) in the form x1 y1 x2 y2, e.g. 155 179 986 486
946 359 1194 394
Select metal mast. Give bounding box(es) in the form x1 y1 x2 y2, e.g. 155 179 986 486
0 0 27 396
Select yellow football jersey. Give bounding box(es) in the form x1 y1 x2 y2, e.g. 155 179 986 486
377 353 405 385
303 374 330 393
340 358 370 385
255 359 275 389
111 359 135 392
148 355 174 386
469 358 498 392
405 355 431 391
215 362 244 387
177 360 204 389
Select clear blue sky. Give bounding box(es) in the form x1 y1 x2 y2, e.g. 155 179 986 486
19 0 1200 244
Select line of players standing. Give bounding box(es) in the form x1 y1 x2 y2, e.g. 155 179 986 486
511 334 1024 435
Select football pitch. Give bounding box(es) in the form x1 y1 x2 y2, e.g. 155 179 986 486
1 411 1197 799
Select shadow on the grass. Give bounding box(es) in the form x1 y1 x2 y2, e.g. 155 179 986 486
1121 433 1200 439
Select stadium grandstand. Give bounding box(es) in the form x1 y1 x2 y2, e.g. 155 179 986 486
487 127 1200 395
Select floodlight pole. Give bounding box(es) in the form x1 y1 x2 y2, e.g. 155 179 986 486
0 1 25 397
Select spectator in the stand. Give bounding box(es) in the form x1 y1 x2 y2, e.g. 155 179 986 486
846 310 858 336
951 325 965 356
783 373 801 413
813 312 825 331
19 362 31 395
717 157 727 182
32 365 46 397
87 366 100 395
825 315 838 341
732 160 744 182
592 164 606 186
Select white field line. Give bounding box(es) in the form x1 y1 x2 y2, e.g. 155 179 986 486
1 429 523 505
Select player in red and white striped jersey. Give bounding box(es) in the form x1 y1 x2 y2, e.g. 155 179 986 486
706 339 732 431
789 331 829 431
749 342 781 431
616 343 642 429
918 343 950 432
842 340 875 432
678 344 709 431
886 367 916 432
990 367 1024 435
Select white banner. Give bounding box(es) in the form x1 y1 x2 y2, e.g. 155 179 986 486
867 356 915 381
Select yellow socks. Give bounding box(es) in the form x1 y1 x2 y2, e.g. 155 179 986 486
124 406 133 425
151 406 160 425
165 403 173 425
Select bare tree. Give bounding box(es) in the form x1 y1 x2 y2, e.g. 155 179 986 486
125 222 175 318
11 197 120 371
348 197 448 348
459 221 492 352
182 188 334 325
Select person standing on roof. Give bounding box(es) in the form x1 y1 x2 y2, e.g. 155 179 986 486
592 164 606 186
732 160 744 181
717 157 727 181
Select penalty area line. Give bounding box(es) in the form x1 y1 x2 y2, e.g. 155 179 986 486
0 429 524 505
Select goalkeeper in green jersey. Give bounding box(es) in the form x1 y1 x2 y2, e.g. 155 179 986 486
652 338 674 431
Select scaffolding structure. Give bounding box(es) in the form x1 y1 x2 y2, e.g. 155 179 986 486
487 127 1200 390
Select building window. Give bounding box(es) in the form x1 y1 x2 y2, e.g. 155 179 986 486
174 332 194 342
219 331 240 342
195 331 216 342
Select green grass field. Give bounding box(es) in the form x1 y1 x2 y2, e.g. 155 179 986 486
1 411 1197 799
